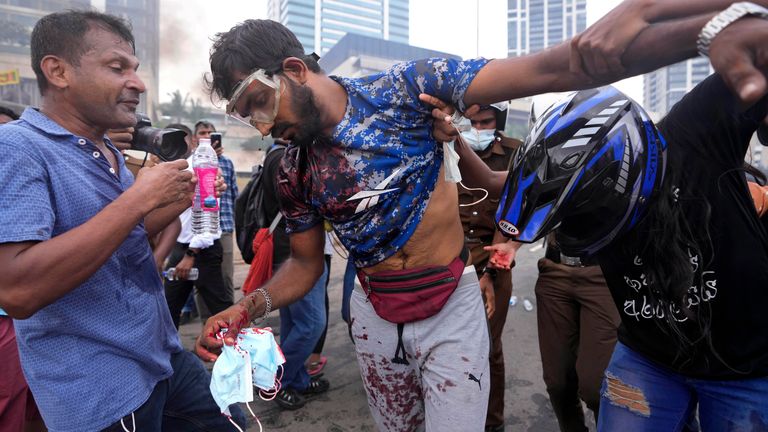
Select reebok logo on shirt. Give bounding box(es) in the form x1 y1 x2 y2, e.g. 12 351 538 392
347 168 401 214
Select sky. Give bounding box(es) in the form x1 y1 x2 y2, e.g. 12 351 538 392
157 0 641 108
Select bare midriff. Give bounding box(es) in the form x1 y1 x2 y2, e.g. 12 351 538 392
363 166 465 273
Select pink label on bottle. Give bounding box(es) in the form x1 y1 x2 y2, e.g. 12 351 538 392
194 167 219 211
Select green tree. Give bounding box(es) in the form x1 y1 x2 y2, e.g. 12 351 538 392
187 98 210 123
159 90 188 123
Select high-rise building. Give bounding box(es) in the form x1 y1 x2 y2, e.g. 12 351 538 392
0 0 90 109
507 0 586 57
0 0 159 114
319 32 458 77
268 0 409 55
643 58 712 116
104 0 159 115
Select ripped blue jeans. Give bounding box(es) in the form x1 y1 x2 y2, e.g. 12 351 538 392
598 342 768 432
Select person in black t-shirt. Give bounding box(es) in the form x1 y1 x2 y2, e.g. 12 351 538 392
593 75 768 430
446 76 768 431
420 4 768 426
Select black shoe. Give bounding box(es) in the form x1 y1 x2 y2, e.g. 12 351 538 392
275 388 306 410
302 376 330 396
485 425 504 432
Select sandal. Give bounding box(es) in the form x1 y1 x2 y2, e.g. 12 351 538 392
306 355 327 376
302 376 330 396
275 388 306 410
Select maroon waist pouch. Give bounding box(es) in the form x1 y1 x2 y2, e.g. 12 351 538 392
357 248 469 324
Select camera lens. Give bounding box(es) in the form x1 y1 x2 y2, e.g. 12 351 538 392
130 114 188 161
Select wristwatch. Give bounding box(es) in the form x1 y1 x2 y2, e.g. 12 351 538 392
482 266 498 280
184 248 197 258
697 2 768 57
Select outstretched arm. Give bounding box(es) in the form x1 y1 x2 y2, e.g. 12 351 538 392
571 0 768 77
465 7 768 107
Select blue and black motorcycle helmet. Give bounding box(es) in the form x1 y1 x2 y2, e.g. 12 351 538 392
495 86 667 257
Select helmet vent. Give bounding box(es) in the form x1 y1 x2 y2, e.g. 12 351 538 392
561 152 582 169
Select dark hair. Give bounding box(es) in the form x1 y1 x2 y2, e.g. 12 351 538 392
31 10 135 94
193 120 215 134
634 114 732 369
205 19 321 102
166 122 192 137
633 165 712 346
0 106 19 121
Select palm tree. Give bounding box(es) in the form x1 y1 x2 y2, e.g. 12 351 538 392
162 90 188 123
187 98 210 123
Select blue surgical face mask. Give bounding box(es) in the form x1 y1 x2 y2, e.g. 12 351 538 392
460 128 496 151
209 346 253 416
209 328 286 416
236 328 286 390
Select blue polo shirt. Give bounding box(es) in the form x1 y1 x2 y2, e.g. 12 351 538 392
0 109 182 432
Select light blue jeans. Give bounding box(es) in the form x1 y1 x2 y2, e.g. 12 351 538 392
278 263 328 391
350 266 490 432
598 342 768 431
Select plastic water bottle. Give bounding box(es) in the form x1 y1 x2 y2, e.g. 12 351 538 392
164 267 199 281
191 138 220 235
509 295 518 307
523 298 534 312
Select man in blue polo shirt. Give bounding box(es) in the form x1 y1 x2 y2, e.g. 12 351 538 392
0 11 245 432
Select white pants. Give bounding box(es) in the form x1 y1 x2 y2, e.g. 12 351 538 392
350 266 491 432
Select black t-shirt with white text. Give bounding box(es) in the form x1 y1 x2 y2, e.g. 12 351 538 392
598 74 768 379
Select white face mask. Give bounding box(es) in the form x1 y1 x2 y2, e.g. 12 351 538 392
460 128 496 151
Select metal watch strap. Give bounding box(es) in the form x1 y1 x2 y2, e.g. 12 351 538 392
697 2 768 57
252 287 272 323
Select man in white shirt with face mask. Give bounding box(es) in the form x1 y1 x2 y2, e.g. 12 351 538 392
456 102 520 432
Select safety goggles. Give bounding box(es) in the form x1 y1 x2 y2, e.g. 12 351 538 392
225 69 283 128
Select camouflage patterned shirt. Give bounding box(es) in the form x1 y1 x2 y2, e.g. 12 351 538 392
278 57 489 267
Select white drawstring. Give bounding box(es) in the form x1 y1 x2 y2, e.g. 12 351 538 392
449 114 490 207
329 231 349 259
458 181 489 207
247 403 263 432
258 364 284 401
228 411 262 432
120 412 135 432
228 416 243 432
228 397 264 432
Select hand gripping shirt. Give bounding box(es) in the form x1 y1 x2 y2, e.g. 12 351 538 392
278 58 489 267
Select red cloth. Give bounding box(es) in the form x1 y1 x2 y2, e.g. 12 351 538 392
242 228 274 296
0 317 42 432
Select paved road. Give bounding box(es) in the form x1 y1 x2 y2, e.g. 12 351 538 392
179 242 597 431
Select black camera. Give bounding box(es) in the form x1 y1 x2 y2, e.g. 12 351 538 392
131 113 188 161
